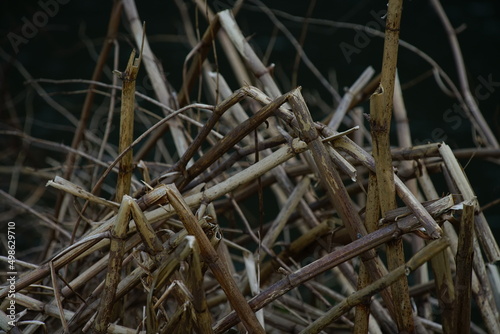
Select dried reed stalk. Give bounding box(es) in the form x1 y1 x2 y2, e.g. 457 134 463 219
213 195 456 332
122 0 190 160
93 197 131 333
115 47 142 201
370 2 417 330
165 184 265 334
452 200 475 334
291 88 397 317
300 237 450 334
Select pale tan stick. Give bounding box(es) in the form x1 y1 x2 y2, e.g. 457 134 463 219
213 196 455 333
115 47 142 201
429 232 455 333
394 72 431 321
352 107 367 208
261 176 311 250
439 143 500 262
416 162 455 333
208 81 321 229
6 293 136 334
439 143 500 331
328 66 375 130
335 261 386 334
393 70 417 193
371 84 413 331
122 0 190 159
417 160 500 333
91 101 214 201
145 236 199 333
452 200 475 334
370 1 414 330
253 219 341 292
207 72 254 144
445 221 500 334
165 184 265 334
131 86 287 194
216 11 323 229
330 133 443 238
194 0 252 87
69 228 195 332
4 137 309 300
93 196 131 333
357 173 382 333
299 238 450 334
192 204 219 333
176 89 296 189
218 10 282 99
173 88 252 176
49 261 69 332
289 88 396 318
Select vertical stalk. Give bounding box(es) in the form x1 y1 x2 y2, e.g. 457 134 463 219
290 88 396 318
116 48 142 201
93 196 132 333
165 185 265 334
369 0 414 332
355 173 382 333
452 200 475 334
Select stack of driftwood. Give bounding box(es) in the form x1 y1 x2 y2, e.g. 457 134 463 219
1 0 499 333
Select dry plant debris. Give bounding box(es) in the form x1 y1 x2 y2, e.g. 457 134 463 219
1 1 500 333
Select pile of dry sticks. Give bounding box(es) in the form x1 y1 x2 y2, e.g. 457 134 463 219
1 0 499 333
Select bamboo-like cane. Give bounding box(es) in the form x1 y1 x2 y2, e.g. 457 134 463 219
2 137 309 301
177 89 296 189
213 195 455 333
5 292 137 334
212 13 326 228
260 176 311 251
439 143 500 262
355 172 381 333
47 176 119 209
7 2 500 333
122 0 190 161
165 184 266 334
300 237 450 334
49 260 69 333
369 0 414 330
93 196 132 333
439 143 500 333
115 47 142 201
290 88 397 317
328 66 375 131
330 133 443 238
452 200 475 334
416 162 456 333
